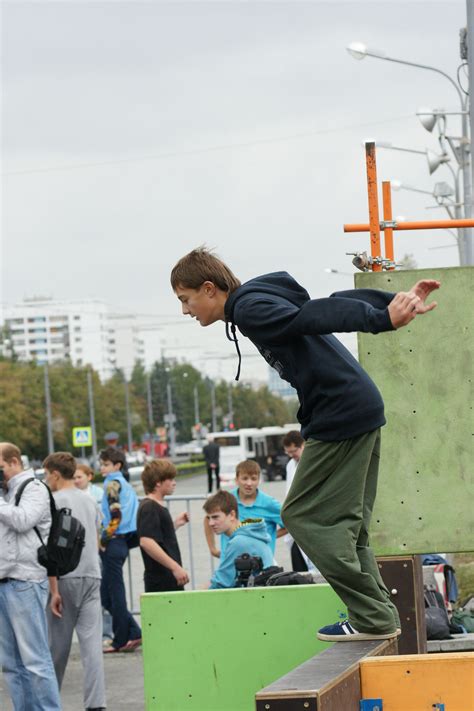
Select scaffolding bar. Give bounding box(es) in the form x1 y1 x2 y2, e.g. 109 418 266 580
344 218 474 233
382 181 395 269
365 142 382 271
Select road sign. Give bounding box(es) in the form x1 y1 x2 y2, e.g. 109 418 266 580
72 427 92 447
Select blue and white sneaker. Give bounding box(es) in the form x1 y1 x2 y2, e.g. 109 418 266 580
317 620 399 642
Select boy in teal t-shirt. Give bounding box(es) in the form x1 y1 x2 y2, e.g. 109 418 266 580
204 459 285 558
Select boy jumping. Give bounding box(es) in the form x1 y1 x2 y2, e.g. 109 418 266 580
171 247 440 641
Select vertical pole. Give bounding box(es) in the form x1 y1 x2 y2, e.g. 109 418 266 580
227 384 234 426
87 369 98 467
44 363 54 455
365 142 382 271
186 499 195 589
194 386 201 445
124 378 133 453
382 181 395 269
146 375 154 456
211 383 217 432
468 0 474 264
166 382 176 457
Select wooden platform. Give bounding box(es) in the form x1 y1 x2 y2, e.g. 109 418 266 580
255 638 398 711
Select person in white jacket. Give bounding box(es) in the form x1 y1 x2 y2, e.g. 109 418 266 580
283 430 318 574
0 442 61 711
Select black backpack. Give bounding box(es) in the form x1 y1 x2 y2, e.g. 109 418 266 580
15 478 85 578
424 587 451 640
266 571 314 586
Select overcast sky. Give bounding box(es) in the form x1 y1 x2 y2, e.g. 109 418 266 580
1 0 468 380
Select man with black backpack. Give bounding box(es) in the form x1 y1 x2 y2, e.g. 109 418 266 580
0 442 62 711
43 452 106 711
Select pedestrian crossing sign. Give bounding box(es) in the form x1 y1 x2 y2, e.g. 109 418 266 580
72 427 93 447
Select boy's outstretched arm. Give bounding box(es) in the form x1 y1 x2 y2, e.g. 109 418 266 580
388 280 440 328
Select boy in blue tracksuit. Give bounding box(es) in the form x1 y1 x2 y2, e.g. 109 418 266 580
171 247 440 640
204 490 274 589
100 447 142 652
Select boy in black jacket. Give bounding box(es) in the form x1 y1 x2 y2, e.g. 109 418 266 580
170 247 440 641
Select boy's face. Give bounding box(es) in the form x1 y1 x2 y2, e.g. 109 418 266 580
44 468 60 492
100 459 121 477
175 282 224 327
284 443 304 462
158 477 176 496
74 469 90 490
236 471 259 497
206 509 236 536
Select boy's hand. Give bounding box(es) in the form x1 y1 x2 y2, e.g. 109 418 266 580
174 511 189 529
50 592 63 618
210 547 221 558
172 564 190 586
388 292 420 328
388 280 439 329
408 279 440 314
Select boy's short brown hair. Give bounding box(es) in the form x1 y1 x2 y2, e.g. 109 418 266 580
203 490 239 516
43 452 77 480
282 430 304 448
235 460 260 478
99 447 126 467
141 459 177 494
170 247 241 293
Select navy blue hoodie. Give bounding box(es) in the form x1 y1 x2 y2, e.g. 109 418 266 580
224 272 396 442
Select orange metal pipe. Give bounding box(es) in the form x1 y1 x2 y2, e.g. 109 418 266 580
382 181 395 269
344 218 474 233
365 142 382 271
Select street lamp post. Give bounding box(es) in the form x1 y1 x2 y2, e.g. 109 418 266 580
347 42 472 264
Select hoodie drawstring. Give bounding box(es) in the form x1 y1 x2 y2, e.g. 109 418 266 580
225 321 241 381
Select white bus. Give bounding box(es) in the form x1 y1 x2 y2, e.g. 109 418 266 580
207 424 300 485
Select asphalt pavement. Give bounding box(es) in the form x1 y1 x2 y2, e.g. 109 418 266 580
0 473 291 710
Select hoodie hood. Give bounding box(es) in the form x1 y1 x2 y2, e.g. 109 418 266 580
225 272 309 381
230 518 272 545
226 272 310 320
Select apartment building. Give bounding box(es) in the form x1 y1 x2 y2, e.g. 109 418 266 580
2 298 162 381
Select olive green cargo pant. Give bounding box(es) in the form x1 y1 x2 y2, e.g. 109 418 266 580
281 428 400 634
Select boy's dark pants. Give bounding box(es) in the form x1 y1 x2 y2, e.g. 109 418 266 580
281 428 400 634
100 538 142 649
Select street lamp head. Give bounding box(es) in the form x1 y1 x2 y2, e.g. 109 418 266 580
426 149 450 175
346 42 367 60
346 42 387 60
416 107 438 133
433 181 454 198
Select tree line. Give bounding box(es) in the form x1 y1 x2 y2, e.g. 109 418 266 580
0 358 297 461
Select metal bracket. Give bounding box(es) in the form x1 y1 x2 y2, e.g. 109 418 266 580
360 699 383 711
346 251 397 272
380 220 397 229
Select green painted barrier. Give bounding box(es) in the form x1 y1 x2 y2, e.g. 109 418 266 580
356 266 473 554
141 585 343 711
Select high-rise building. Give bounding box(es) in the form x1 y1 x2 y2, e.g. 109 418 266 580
2 298 163 381
3 297 113 380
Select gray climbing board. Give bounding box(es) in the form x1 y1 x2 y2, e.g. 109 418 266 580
355 266 473 554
